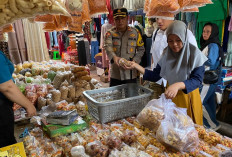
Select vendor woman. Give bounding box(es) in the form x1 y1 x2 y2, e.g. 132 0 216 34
126 21 207 125
0 51 37 147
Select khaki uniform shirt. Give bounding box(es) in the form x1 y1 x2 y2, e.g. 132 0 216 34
104 26 145 80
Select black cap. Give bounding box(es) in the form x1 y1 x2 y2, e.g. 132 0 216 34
113 8 128 18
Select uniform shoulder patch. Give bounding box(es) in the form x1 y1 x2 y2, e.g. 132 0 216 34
105 32 111 39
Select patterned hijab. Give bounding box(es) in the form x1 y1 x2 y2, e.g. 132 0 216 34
158 21 207 85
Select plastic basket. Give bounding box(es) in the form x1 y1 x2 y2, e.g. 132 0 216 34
83 83 153 123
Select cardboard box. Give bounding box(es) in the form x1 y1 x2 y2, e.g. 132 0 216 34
100 74 109 83
0 142 26 157
42 117 87 137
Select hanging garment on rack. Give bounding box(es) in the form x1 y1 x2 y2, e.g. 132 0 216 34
8 20 27 64
100 23 112 49
106 0 114 24
134 0 145 10
22 19 49 62
58 33 65 56
84 40 91 64
53 31 59 47
49 32 54 47
110 0 125 10
228 15 232 31
45 32 51 50
225 32 232 66
83 21 92 42
78 40 87 66
91 39 99 63
100 22 112 68
76 33 87 66
123 0 134 11
223 16 230 52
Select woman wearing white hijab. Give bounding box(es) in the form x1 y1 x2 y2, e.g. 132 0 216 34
126 21 207 125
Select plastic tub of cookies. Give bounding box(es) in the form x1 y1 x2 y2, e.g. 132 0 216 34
83 83 153 123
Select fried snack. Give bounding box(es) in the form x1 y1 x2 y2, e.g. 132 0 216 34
74 80 88 88
68 85 75 99
51 90 61 103
137 99 165 133
72 66 86 73
74 71 88 78
34 14 55 23
60 86 69 100
119 58 132 67
80 75 92 82
75 88 85 98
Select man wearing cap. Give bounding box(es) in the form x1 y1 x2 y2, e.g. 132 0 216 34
104 8 145 87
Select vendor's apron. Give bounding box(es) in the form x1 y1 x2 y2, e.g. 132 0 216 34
172 88 203 125
0 98 16 148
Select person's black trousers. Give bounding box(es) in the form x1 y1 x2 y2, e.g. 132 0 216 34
0 98 16 148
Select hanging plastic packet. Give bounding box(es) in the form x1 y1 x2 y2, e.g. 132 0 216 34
88 0 109 17
65 0 83 13
68 12 83 33
0 0 70 27
1 24 14 33
34 14 55 23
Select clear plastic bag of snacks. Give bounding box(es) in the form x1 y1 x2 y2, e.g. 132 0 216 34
156 106 199 152
0 0 70 27
137 94 173 132
86 141 109 157
76 101 88 116
50 90 61 103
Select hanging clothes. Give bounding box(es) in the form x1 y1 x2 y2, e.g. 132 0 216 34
8 20 27 64
58 33 65 56
53 31 59 47
45 32 51 50
133 0 145 10
22 19 49 62
110 0 125 10
84 39 91 64
49 32 54 47
100 23 113 49
106 0 114 24
228 15 232 31
123 0 134 11
83 21 92 42
225 32 232 66
100 22 112 68
91 39 99 63
223 16 231 52
76 33 87 66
